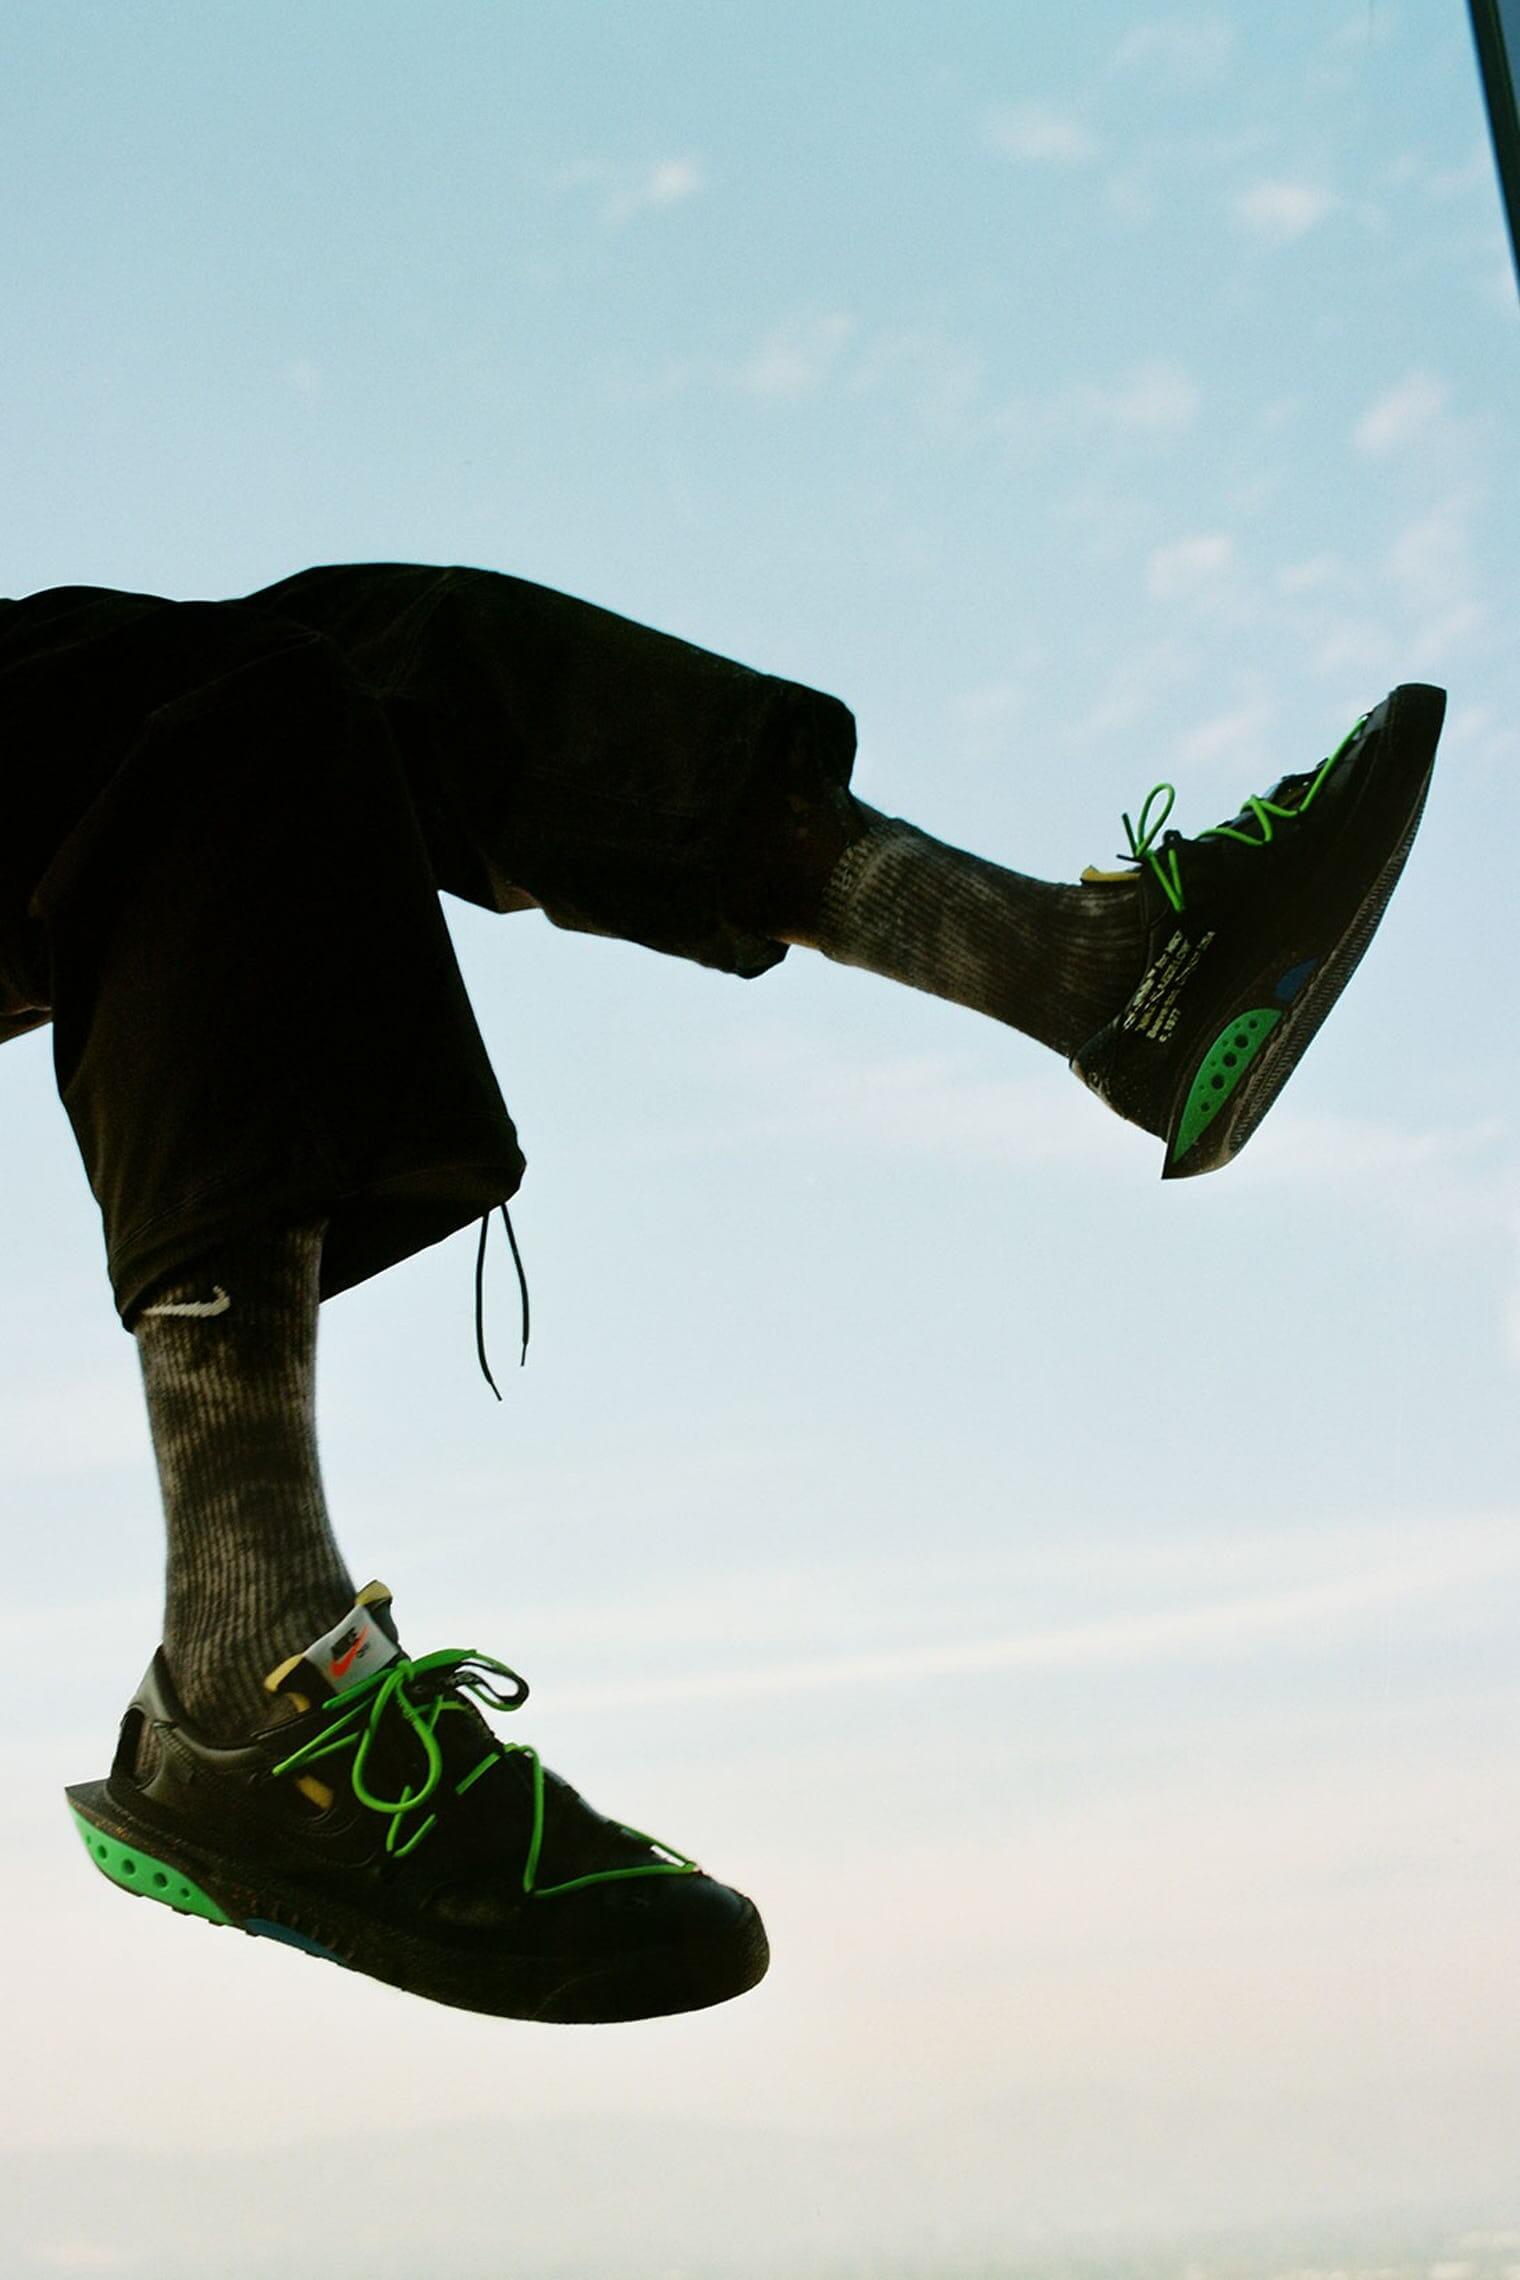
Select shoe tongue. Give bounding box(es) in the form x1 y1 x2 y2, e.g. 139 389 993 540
263 1580 403 1708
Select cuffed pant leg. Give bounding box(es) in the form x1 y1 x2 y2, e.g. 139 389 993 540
29 613 524 1327
241 564 860 978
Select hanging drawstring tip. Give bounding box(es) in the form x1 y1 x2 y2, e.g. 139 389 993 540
501 1203 530 1371
474 1202 530 1399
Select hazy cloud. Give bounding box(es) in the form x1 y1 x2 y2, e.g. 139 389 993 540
552 153 705 226
1173 697 1274 772
608 156 704 223
1382 146 1493 203
1111 17 1234 85
1309 615 1395 678
716 1039 1128 1173
1244 1108 1508 1201
843 327 986 432
1146 531 1235 602
1086 359 1200 432
1234 178 1336 242
549 1533 1520 1710
1275 553 1345 595
998 359 1199 456
736 311 856 400
1386 490 1487 660
984 104 1100 164
1354 370 1450 455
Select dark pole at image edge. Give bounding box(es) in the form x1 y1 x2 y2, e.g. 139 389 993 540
1469 0 1520 302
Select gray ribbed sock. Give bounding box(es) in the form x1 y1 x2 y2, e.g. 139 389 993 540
807 806 1145 1059
133 1217 356 1739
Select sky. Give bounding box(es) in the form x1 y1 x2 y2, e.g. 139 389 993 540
1 2 1518 2271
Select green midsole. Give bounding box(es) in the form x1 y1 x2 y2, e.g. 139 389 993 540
1174 1006 1282 1158
68 1801 231 1925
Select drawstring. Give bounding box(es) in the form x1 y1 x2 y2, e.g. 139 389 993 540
475 1204 530 1400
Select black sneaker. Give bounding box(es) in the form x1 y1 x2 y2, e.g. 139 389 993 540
65 1583 769 2024
1070 684 1445 1178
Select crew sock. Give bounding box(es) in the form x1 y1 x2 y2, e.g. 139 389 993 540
804 805 1146 1059
133 1217 355 1739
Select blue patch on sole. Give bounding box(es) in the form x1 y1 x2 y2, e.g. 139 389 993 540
1274 957 1318 1004
246 1916 346 1964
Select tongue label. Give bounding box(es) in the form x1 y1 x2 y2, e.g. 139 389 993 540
305 1607 400 1695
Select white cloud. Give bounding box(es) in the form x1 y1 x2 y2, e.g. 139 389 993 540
1382 146 1494 203
984 104 1100 164
725 1042 1129 1173
549 1529 1520 1711
551 153 705 227
1354 370 1450 455
1173 697 1273 772
735 311 856 401
1309 616 1394 678
1063 633 1200 750
997 361 1199 461
1242 1109 1508 1202
1234 179 1336 243
1111 18 1233 85
1086 359 1200 434
1146 531 1235 602
843 327 985 432
604 155 704 224
1275 553 1344 595
1446 701 1520 777
1388 494 1471 607
1385 490 1488 662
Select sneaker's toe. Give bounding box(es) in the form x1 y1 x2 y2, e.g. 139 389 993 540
427 1866 770 2023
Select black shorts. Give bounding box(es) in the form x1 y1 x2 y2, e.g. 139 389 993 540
0 565 856 1326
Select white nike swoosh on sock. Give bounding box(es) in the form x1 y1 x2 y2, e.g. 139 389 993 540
139 1286 233 1318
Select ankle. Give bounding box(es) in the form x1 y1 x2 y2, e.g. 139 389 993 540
720 765 870 942
800 812 1147 1058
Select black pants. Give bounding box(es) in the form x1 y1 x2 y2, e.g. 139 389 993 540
0 565 856 1327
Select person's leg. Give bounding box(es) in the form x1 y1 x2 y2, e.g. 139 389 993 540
245 566 1442 1182
132 1217 353 1738
719 686 1446 1179
719 751 1145 1060
44 597 765 2019
34 610 523 1735
245 562 1137 1057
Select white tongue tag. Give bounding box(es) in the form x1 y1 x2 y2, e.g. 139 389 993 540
304 1605 400 1695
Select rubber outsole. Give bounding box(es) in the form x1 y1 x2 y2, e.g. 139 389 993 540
65 1781 770 2025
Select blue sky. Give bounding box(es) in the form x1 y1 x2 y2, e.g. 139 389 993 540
1 3 1518 2267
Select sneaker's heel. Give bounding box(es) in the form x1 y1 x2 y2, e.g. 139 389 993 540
66 1785 231 1926
1161 1008 1284 1179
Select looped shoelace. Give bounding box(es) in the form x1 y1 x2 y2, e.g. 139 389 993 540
269 1646 700 1893
475 1203 530 1399
1119 711 1370 918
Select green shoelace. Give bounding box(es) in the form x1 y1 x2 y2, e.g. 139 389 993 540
270 1646 698 1894
1119 712 1369 917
